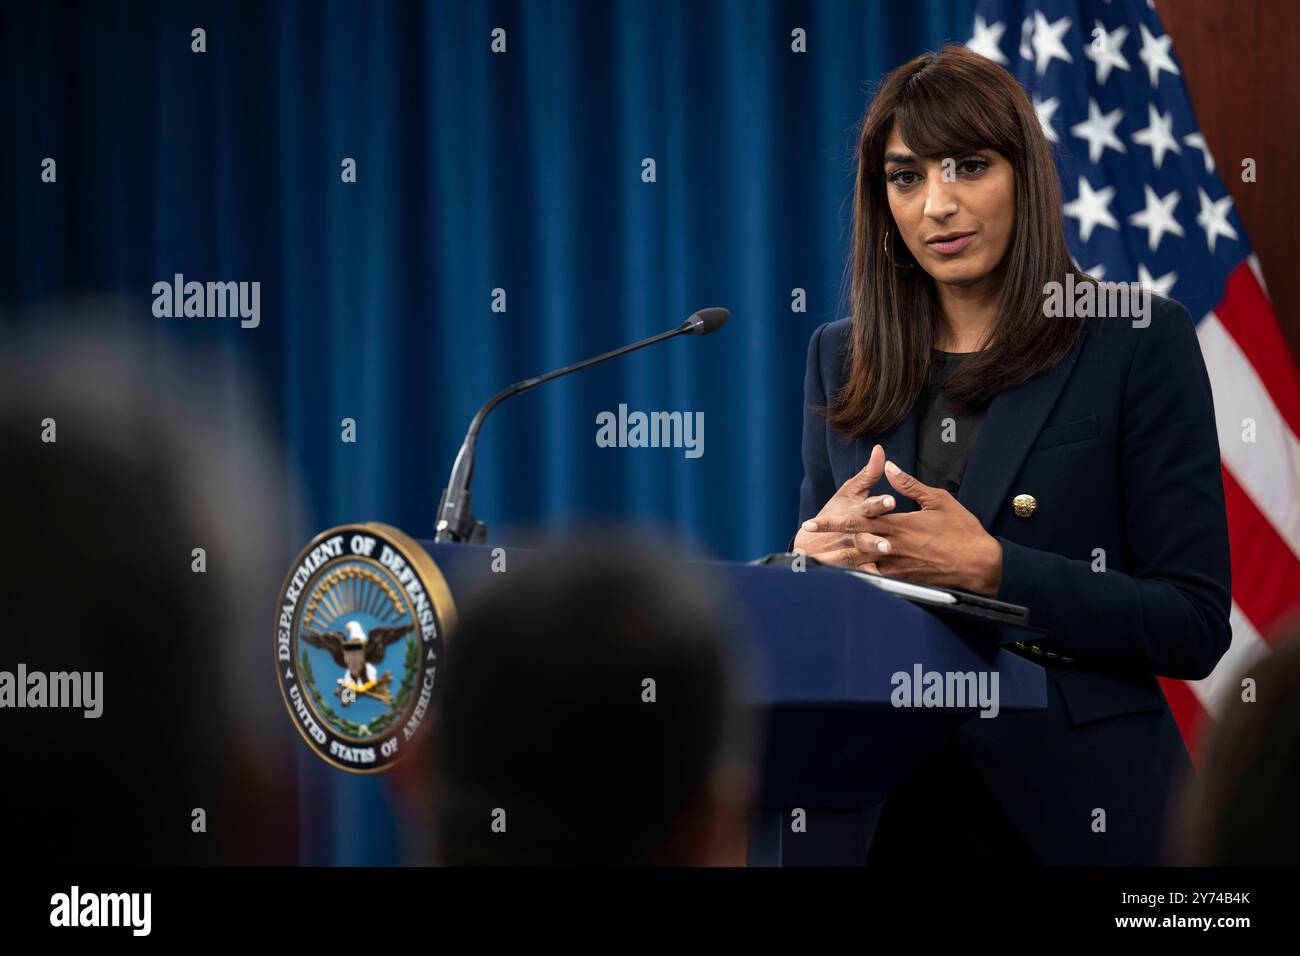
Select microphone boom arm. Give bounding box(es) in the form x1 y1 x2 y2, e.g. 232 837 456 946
434 318 708 543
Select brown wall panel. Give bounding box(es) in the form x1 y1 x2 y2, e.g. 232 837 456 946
1157 0 1300 362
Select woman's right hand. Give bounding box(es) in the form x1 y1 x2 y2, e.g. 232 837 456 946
792 443 897 571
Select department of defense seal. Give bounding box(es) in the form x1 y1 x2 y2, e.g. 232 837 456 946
275 523 455 773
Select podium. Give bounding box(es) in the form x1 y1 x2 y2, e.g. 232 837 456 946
420 541 1046 867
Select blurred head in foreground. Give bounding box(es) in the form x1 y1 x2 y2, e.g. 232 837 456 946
433 539 754 865
1171 618 1300 865
0 310 298 864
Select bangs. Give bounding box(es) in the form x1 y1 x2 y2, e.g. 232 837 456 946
879 63 1020 165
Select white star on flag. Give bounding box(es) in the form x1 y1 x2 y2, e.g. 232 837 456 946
1064 176 1119 242
1085 21 1130 85
1136 263 1177 298
967 15 1009 64
1137 22 1180 87
1030 11 1073 76
1195 187 1238 253
1183 132 1215 174
1070 98 1127 163
1033 94 1060 143
1130 103 1181 170
1128 185 1184 252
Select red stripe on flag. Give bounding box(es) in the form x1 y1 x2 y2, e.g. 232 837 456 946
1222 464 1300 643
1159 676 1212 766
1214 261 1300 437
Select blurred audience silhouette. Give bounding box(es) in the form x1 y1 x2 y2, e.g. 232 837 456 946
431 538 755 865
1171 617 1300 865
0 308 299 865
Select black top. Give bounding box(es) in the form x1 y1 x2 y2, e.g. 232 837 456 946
913 350 987 495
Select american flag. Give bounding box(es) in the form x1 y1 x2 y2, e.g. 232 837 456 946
966 0 1300 757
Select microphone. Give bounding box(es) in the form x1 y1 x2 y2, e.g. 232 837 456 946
434 307 730 543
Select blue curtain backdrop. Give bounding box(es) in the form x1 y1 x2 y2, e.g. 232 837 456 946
1 0 976 864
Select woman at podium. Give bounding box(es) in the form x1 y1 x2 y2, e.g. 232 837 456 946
791 44 1231 866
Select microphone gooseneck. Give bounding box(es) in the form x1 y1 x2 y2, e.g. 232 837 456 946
434 307 730 543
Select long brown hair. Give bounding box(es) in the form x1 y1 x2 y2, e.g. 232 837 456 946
829 43 1085 438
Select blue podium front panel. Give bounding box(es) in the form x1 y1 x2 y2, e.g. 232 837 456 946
420 542 1046 866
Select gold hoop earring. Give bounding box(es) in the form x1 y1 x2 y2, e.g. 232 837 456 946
883 229 913 269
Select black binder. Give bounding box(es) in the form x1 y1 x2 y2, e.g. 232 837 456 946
750 551 1045 634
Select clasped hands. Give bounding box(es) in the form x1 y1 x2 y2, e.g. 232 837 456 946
793 444 1004 597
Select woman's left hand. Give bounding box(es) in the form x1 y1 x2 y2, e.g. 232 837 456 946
801 459 1004 596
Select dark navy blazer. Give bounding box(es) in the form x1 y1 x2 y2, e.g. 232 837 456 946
798 295 1232 865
